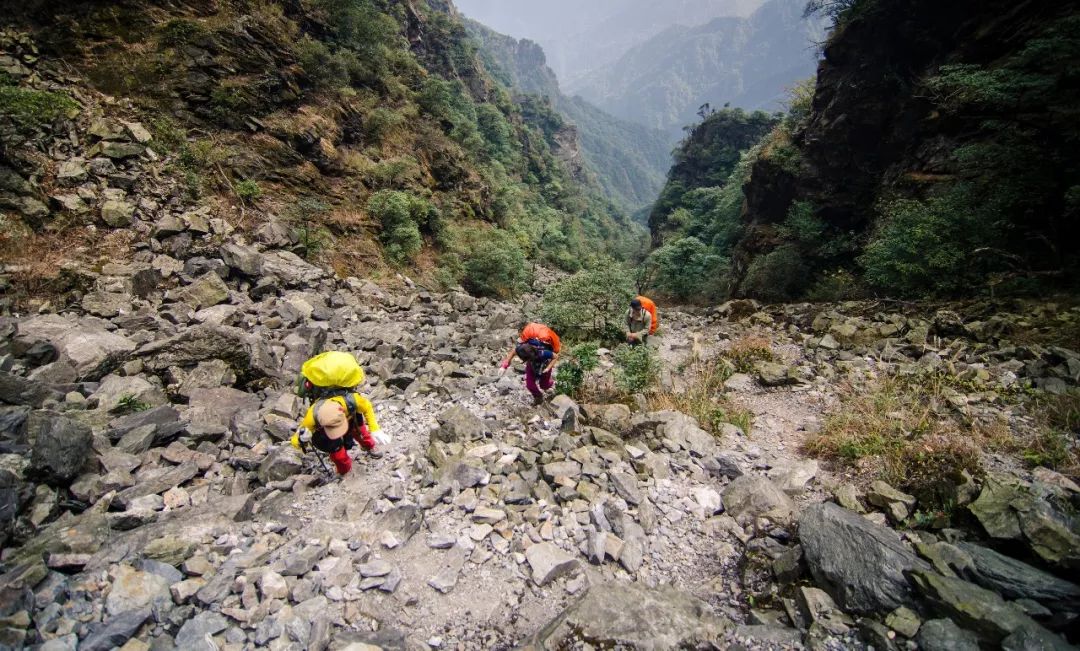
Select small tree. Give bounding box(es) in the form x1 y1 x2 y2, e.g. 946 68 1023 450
540 265 635 342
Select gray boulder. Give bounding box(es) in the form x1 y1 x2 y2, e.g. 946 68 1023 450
434 405 486 442
28 411 92 486
527 582 730 650
910 570 1044 644
136 324 278 380
78 608 151 651
722 475 796 524
916 619 980 651
17 315 136 380
257 446 302 484
956 542 1080 608
0 371 62 408
969 473 1080 569
799 502 930 614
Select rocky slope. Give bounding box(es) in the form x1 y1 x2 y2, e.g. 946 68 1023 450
2 190 1079 649
0 0 639 315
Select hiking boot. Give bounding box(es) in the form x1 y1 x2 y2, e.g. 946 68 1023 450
532 394 545 406
366 448 384 459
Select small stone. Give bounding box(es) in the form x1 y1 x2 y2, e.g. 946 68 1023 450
258 571 288 600
471 507 506 524
886 606 922 638
427 534 457 549
357 561 393 578
525 542 580 586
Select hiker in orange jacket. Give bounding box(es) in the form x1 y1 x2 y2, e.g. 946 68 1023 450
499 322 561 404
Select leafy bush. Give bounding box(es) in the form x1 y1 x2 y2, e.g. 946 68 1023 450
293 225 333 260
860 189 1001 297
367 190 440 265
540 265 635 342
725 335 774 373
740 245 809 302
613 344 660 393
234 179 262 203
458 228 531 298
646 236 728 300
555 342 600 398
296 36 351 89
159 18 206 47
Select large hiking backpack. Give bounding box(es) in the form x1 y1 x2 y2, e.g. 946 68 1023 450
297 351 365 399
636 296 659 335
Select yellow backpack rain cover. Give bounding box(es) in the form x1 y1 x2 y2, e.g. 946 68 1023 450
301 351 365 388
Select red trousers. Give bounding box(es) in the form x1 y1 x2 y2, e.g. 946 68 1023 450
328 425 375 475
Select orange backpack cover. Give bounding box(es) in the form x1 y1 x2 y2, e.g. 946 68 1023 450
636 296 658 335
520 323 561 353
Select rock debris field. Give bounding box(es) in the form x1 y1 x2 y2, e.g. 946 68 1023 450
3 237 1080 650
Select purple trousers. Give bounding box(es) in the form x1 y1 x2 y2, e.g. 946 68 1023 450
525 363 553 398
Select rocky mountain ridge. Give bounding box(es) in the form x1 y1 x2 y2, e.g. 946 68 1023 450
572 0 825 136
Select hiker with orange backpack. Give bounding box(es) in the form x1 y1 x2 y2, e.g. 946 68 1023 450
290 351 389 476
499 322 561 405
627 296 658 345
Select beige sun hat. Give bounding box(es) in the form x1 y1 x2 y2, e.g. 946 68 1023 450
315 400 350 439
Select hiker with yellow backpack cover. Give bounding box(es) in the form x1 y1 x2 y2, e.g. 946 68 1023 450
291 351 389 476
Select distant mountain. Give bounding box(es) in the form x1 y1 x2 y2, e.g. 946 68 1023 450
468 20 672 214
454 0 764 87
570 0 826 135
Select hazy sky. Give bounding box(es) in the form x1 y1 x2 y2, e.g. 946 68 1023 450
454 0 766 85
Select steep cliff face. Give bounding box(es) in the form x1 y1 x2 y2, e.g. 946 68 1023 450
728 0 1080 299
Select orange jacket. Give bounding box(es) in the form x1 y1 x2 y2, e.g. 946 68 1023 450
520 323 561 353
636 296 658 335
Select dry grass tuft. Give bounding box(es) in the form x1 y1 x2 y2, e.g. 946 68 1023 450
803 374 1005 510
725 334 774 373
646 354 755 438
0 222 136 310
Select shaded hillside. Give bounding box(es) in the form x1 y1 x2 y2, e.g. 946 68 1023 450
0 0 639 311
466 20 671 213
572 0 824 136
648 0 1080 302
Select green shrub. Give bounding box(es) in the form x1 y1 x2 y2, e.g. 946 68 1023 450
293 224 333 260
364 107 405 143
740 244 809 302
647 236 728 300
367 190 439 265
235 179 262 203
613 344 661 393
540 265 635 342
0 83 77 132
457 228 531 298
860 189 1001 297
296 36 350 89
555 342 600 398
